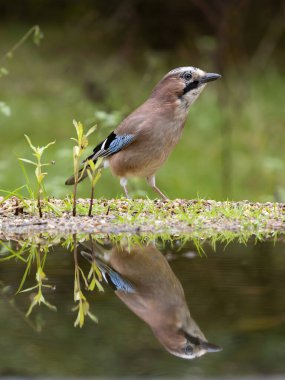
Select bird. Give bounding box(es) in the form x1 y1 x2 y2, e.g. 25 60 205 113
81 241 222 359
65 66 221 199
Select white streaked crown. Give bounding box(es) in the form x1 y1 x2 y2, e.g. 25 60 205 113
166 66 206 78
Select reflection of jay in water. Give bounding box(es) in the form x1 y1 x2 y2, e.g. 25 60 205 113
82 243 222 359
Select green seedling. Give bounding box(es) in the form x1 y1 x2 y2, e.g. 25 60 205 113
19 135 55 217
70 120 96 216
87 158 103 217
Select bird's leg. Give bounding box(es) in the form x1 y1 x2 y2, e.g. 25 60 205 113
120 177 130 199
147 175 169 201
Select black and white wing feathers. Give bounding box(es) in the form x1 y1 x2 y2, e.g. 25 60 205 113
84 131 135 163
65 131 135 185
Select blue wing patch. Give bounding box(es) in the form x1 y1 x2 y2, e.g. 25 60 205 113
107 134 135 155
84 132 135 163
81 250 135 293
97 260 135 293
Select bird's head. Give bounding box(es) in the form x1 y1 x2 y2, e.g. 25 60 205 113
153 308 222 359
151 66 221 108
176 330 222 360
164 329 222 360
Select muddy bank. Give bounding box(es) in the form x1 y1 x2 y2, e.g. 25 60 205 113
0 198 284 240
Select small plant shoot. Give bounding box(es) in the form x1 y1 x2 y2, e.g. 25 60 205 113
87 157 103 217
19 135 55 217
70 120 96 216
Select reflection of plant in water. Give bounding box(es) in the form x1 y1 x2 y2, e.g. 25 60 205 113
0 239 56 316
0 230 279 330
17 243 56 316
0 280 41 332
0 234 106 327
72 234 102 327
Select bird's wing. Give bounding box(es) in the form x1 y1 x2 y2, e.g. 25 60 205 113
84 131 135 163
81 251 135 293
96 260 136 293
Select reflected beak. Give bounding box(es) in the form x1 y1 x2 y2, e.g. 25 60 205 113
200 73 222 84
200 340 223 353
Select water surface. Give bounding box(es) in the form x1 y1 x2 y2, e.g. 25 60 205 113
0 235 284 378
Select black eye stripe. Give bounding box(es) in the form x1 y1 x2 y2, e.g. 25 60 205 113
183 331 201 346
182 80 199 95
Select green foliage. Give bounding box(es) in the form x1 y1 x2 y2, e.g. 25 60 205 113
0 101 11 117
19 135 55 217
0 240 56 316
72 235 100 327
70 120 96 216
87 157 103 216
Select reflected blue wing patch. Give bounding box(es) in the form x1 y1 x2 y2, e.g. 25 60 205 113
97 260 135 293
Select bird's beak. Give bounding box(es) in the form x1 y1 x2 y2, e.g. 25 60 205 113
200 340 223 353
200 73 221 84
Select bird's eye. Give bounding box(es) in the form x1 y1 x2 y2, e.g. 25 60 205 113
184 72 192 81
184 345 193 355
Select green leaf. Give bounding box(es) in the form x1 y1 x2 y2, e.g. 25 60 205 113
19 284 39 293
43 140 56 150
18 158 37 166
17 257 33 294
73 120 83 141
87 159 96 171
87 169 93 182
87 310 98 323
0 102 11 117
33 25 44 46
88 277 96 291
24 134 37 152
86 124 97 137
26 296 38 316
81 135 88 149
42 299 57 312
95 157 103 169
0 67 9 77
73 146 80 158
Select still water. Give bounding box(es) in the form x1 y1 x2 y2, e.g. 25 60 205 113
0 235 284 378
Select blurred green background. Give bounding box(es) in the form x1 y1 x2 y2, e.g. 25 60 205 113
0 0 284 201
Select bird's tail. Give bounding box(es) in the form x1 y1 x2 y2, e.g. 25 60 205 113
65 166 89 186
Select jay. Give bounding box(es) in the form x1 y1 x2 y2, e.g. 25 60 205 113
66 66 221 199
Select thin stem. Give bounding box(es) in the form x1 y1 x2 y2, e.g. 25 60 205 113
73 234 78 265
0 25 40 64
72 154 79 217
35 245 42 293
37 191 42 218
37 157 43 218
73 182 77 217
88 184 94 217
